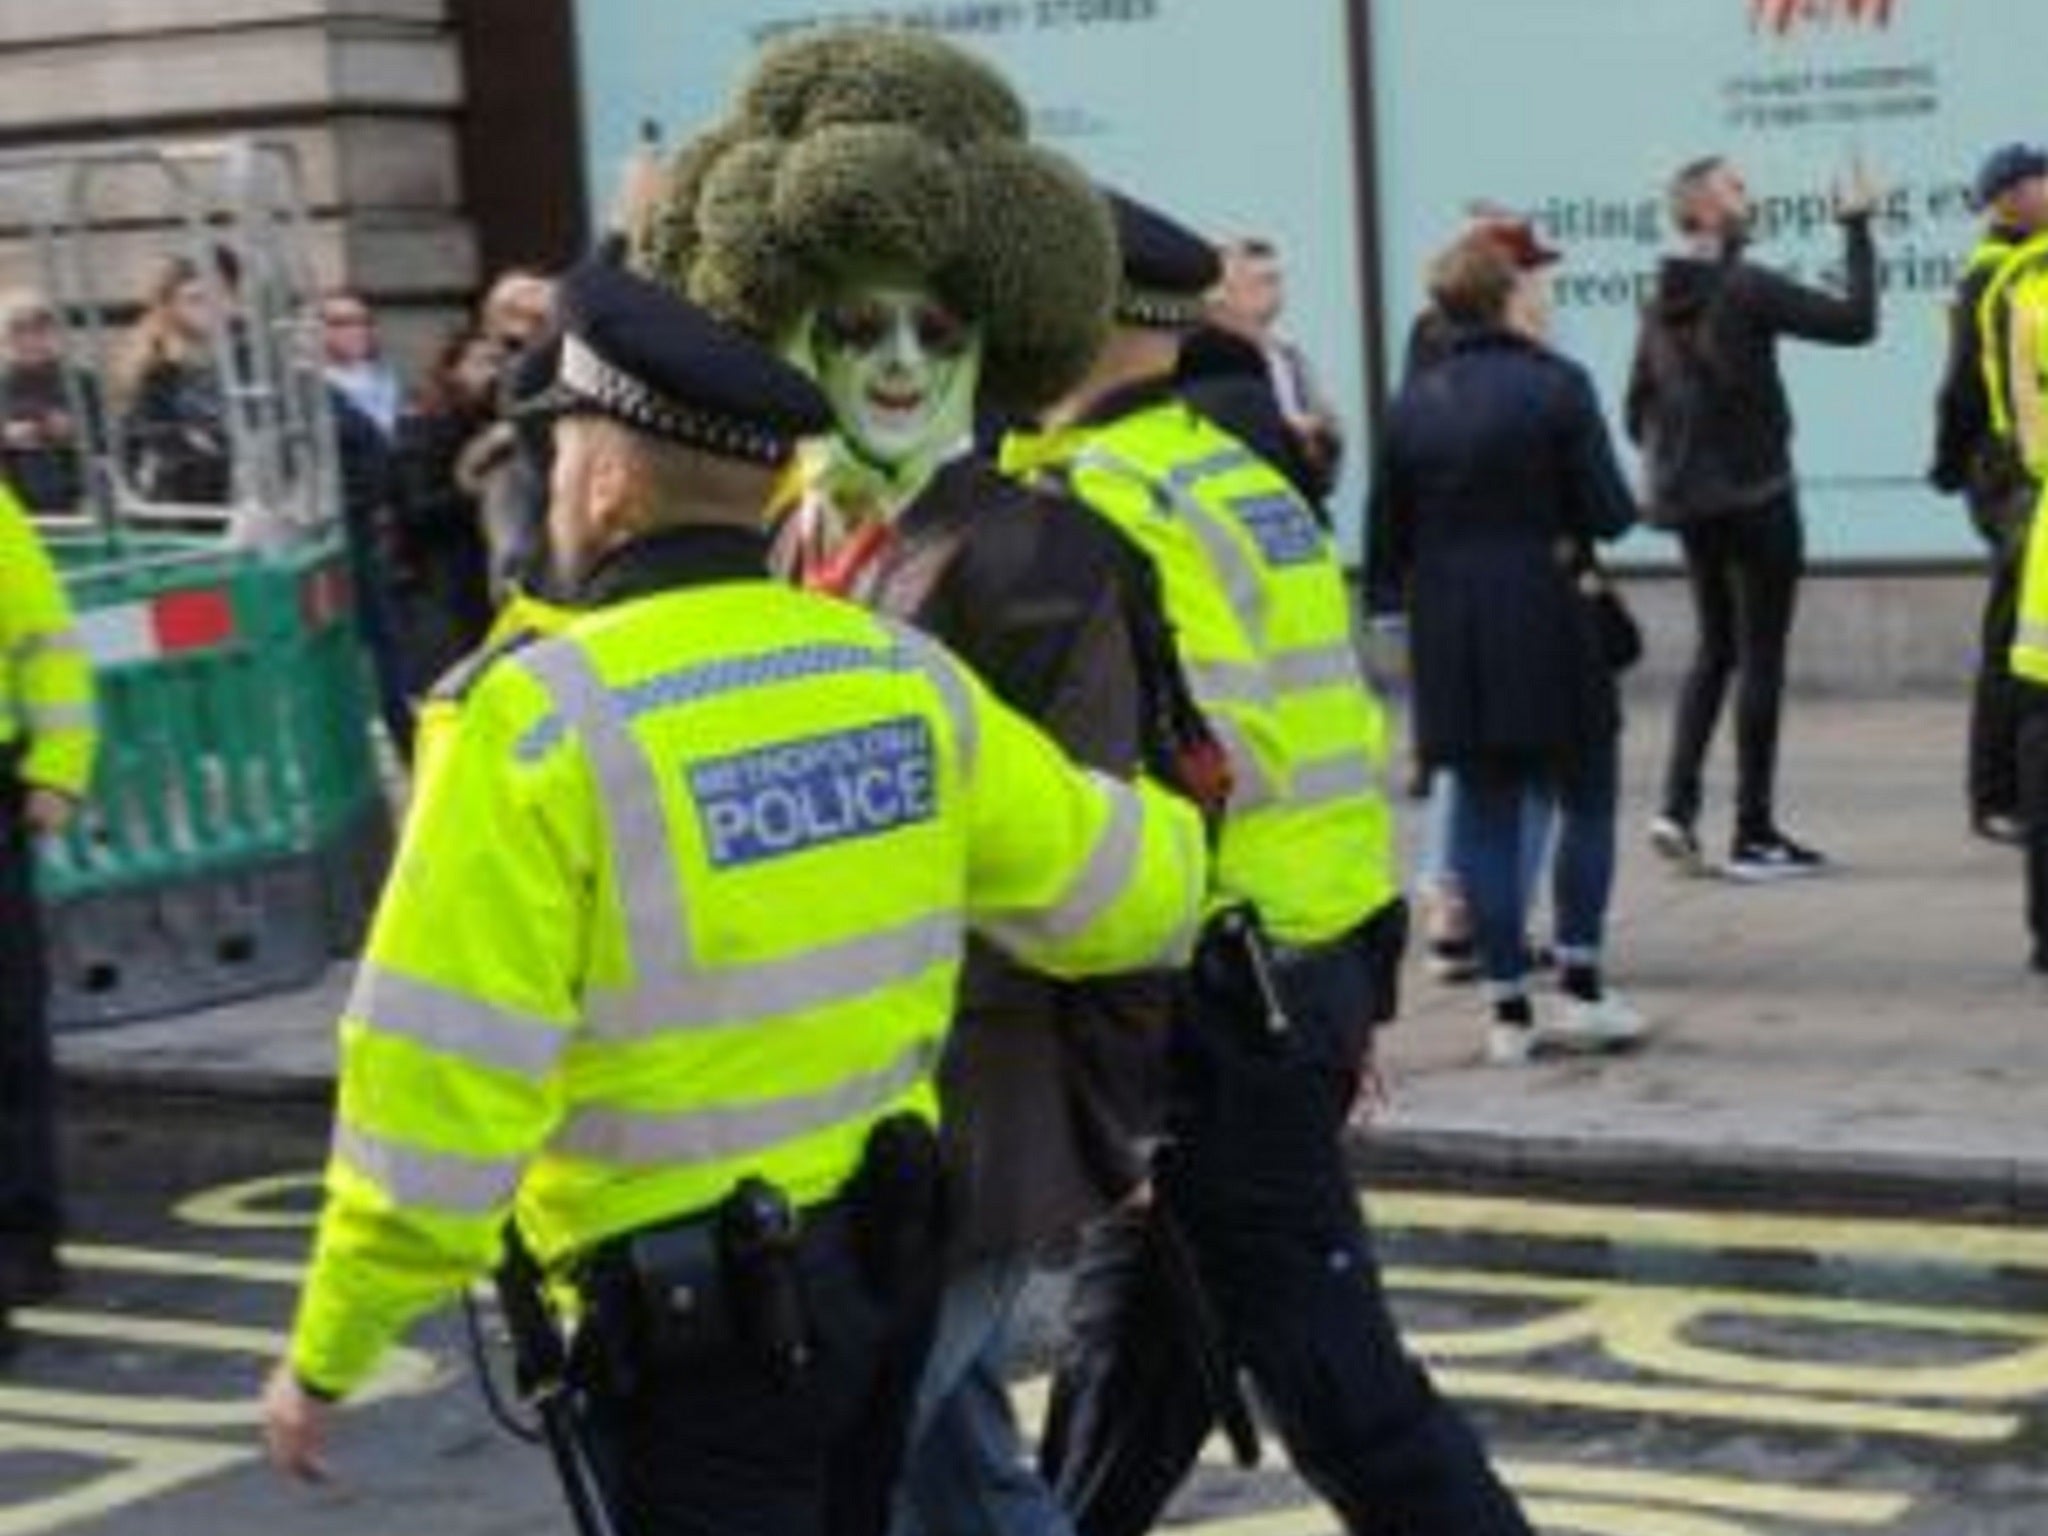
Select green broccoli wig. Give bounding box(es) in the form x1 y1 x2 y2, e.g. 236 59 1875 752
644 27 1116 414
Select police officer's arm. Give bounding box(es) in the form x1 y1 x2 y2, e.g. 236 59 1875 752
0 484 96 798
1067 461 1294 811
289 661 588 1400
938 649 1206 978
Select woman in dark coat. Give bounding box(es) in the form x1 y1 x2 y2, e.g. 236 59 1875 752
1369 234 1642 1064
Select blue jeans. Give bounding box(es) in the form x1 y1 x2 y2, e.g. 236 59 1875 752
890 1256 1074 1536
1452 738 1620 987
1417 771 1554 909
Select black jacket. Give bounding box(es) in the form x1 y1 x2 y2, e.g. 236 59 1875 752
1176 326 1324 506
1371 327 1636 764
1626 215 1877 523
784 456 1173 1263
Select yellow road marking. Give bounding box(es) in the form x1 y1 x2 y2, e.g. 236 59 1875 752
172 1174 322 1232
0 1304 440 1429
1524 1500 1759 1536
1374 1192 2048 1271
0 1422 250 1536
1439 1367 2017 1441
1500 1462 1910 1524
1394 1267 2048 1401
63 1243 304 1287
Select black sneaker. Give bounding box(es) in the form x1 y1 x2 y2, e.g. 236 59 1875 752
1726 830 1829 882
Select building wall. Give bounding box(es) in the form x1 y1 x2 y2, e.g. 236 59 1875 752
0 0 480 378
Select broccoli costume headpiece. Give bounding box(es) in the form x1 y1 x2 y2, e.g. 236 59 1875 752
644 28 1116 414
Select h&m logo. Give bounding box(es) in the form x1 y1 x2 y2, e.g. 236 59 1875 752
1751 0 1897 34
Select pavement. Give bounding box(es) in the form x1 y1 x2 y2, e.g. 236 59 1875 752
56 695 2048 1213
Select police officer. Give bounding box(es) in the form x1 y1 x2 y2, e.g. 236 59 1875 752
0 481 95 1360
1010 195 1533 1536
259 263 1209 1536
1931 143 2048 839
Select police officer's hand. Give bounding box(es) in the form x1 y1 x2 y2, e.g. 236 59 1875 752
261 1360 335 1484
23 788 77 837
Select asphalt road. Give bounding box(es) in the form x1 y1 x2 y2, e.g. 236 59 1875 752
5 1112 2047 1536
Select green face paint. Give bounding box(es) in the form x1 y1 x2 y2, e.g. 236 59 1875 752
805 283 984 492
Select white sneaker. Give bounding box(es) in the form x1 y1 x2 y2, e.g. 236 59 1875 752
1648 816 1705 875
1485 1022 1535 1065
1541 990 1647 1053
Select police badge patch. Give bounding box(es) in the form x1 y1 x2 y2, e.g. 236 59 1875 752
690 717 939 868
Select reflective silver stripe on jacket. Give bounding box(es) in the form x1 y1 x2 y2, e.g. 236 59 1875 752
1077 445 1268 631
513 634 966 1038
1268 642 1363 694
23 701 93 734
979 774 1145 955
12 629 87 666
583 911 960 1035
1186 657 1274 709
2017 620 2048 655
553 1035 939 1168
347 963 569 1078
886 621 980 779
1292 751 1379 807
514 640 687 1002
1209 715 1283 810
333 1122 522 1216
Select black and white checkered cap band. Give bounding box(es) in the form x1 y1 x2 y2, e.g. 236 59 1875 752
557 335 792 464
1116 287 1208 330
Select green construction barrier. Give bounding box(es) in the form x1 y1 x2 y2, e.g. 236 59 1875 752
38 532 392 1027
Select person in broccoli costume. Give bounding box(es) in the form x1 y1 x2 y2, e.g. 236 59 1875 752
649 30 1190 1536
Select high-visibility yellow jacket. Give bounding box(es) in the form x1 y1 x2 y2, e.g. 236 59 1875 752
1005 395 1400 947
290 556 1206 1398
1979 231 2048 467
0 483 96 797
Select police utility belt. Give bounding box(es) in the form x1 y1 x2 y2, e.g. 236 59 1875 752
573 1112 941 1392
1194 899 1409 1042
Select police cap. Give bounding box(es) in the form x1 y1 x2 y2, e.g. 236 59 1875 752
1105 190 1222 330
532 261 832 465
1975 143 2048 211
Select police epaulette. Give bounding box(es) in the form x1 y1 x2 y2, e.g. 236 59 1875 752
427 628 549 705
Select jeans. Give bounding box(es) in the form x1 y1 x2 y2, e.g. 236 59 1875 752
1418 771 1555 911
0 770 60 1277
1661 494 1805 843
1041 921 1532 1536
891 1256 1072 1536
1453 736 1620 987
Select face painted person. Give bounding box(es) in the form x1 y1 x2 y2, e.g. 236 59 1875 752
257 260 1207 1536
645 30 1191 1536
1008 192 1537 1536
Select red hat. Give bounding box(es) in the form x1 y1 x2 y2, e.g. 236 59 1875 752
1473 215 1562 271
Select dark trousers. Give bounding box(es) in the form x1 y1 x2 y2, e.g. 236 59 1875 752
0 772 61 1279
2018 684 2048 965
1039 924 1531 1536
1970 529 2028 823
1661 495 1805 844
579 1211 936 1536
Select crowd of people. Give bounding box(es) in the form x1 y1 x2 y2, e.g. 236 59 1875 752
0 253 576 760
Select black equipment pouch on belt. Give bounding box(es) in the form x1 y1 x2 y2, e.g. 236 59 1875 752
583 1113 942 1388
840 1111 944 1302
